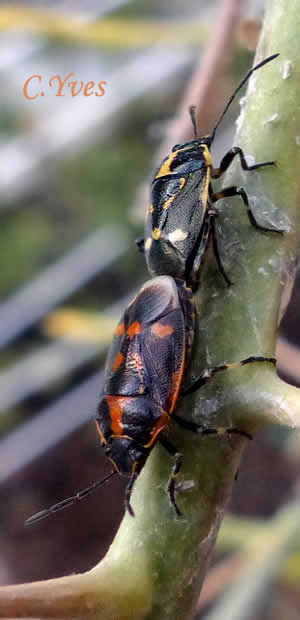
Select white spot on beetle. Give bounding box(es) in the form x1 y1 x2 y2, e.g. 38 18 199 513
263 113 280 127
145 237 152 250
168 229 188 243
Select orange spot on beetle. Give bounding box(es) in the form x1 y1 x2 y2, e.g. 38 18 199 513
106 396 128 435
116 322 125 337
113 352 124 371
151 323 174 339
127 321 142 339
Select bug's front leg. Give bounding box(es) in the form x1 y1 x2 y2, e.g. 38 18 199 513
159 436 183 517
125 470 139 517
211 146 275 179
172 413 252 441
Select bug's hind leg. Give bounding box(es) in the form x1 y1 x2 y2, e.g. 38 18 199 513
176 357 276 441
181 356 276 397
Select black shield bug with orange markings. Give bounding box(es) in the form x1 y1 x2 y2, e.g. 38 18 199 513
25 277 276 525
138 54 283 291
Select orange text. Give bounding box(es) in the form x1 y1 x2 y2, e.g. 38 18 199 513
23 73 107 100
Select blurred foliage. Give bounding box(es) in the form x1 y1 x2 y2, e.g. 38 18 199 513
219 514 300 585
0 130 150 297
0 6 207 49
0 102 22 135
43 309 117 343
60 138 149 232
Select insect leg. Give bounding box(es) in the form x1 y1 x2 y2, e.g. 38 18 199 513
211 186 284 234
125 469 139 517
210 214 232 286
181 356 276 396
212 146 275 178
189 211 213 290
172 413 252 441
159 436 183 517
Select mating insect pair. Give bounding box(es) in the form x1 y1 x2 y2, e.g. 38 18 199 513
26 54 281 525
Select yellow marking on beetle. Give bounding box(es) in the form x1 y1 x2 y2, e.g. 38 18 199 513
163 176 187 210
202 144 212 167
163 193 176 210
152 228 161 240
155 150 179 178
145 237 152 250
200 163 211 207
168 228 188 243
150 204 154 213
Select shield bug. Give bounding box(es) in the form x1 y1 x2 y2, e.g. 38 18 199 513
25 277 276 524
140 54 283 291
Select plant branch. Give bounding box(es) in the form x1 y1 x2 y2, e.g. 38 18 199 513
0 0 299 618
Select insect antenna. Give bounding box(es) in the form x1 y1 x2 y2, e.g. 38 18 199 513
25 469 117 526
189 104 198 137
211 53 279 142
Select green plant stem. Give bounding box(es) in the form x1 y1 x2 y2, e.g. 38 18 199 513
0 0 299 618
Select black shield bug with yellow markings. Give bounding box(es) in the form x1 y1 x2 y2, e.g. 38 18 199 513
25 276 276 525
139 54 283 291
